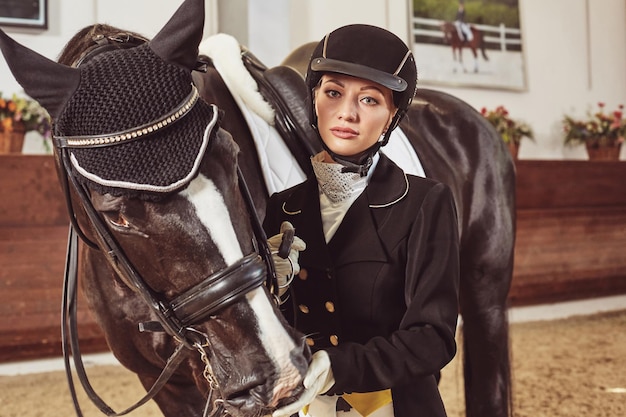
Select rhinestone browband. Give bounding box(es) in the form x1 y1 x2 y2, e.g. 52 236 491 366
54 85 200 148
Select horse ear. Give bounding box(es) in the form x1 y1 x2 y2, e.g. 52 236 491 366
150 0 204 71
0 29 79 120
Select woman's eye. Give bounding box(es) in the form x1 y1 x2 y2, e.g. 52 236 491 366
361 96 379 105
325 89 340 98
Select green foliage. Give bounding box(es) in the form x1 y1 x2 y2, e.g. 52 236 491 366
413 0 456 20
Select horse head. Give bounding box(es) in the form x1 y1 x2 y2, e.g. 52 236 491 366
0 0 309 415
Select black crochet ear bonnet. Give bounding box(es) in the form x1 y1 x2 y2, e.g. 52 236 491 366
0 0 214 199
56 43 217 198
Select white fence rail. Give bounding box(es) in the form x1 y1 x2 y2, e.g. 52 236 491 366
412 17 522 51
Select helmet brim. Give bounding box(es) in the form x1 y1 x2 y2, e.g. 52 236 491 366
310 57 407 92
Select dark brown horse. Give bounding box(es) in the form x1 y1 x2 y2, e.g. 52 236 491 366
0 1 310 416
440 21 489 73
3 7 514 417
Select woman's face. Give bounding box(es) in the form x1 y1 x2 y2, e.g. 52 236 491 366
314 73 396 161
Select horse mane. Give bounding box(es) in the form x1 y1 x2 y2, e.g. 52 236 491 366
56 24 149 66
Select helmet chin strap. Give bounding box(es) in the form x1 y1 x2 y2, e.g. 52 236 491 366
322 140 378 176
315 110 404 177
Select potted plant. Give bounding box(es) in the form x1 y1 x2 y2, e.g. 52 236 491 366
0 92 52 153
481 105 534 159
563 102 625 161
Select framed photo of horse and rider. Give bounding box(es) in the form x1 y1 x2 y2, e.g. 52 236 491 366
411 0 526 91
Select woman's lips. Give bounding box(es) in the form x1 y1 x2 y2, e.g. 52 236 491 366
330 127 358 139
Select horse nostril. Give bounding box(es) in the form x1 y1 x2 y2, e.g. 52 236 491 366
225 378 272 406
250 384 274 404
222 382 276 417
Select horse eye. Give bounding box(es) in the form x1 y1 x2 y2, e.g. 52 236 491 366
104 212 131 229
102 211 149 238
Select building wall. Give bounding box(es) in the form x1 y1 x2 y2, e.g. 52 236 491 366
1 0 625 159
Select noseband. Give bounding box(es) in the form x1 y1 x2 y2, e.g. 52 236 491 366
59 33 280 417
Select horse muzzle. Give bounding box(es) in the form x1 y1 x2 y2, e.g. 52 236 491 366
220 342 309 417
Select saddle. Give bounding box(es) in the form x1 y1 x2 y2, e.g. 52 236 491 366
240 49 321 176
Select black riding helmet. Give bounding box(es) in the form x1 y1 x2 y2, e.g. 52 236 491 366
306 24 418 175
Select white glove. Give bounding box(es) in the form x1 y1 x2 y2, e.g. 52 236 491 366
267 221 306 296
272 350 335 417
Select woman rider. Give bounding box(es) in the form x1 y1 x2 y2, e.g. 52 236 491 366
266 24 460 417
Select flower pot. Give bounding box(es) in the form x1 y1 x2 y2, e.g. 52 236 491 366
506 141 519 159
0 123 25 154
585 142 622 161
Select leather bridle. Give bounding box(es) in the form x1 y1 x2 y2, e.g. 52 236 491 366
58 33 280 417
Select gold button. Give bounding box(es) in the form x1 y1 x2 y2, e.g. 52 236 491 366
329 335 339 346
306 337 315 346
299 268 308 280
299 304 310 314
325 301 335 313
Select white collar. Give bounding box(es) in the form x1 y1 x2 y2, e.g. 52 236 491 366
311 152 379 203
311 152 380 242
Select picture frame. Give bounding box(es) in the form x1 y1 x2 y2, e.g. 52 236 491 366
0 0 47 29
410 0 526 91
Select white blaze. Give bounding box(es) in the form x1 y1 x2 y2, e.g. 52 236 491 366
182 174 302 401
247 287 301 405
181 174 243 265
